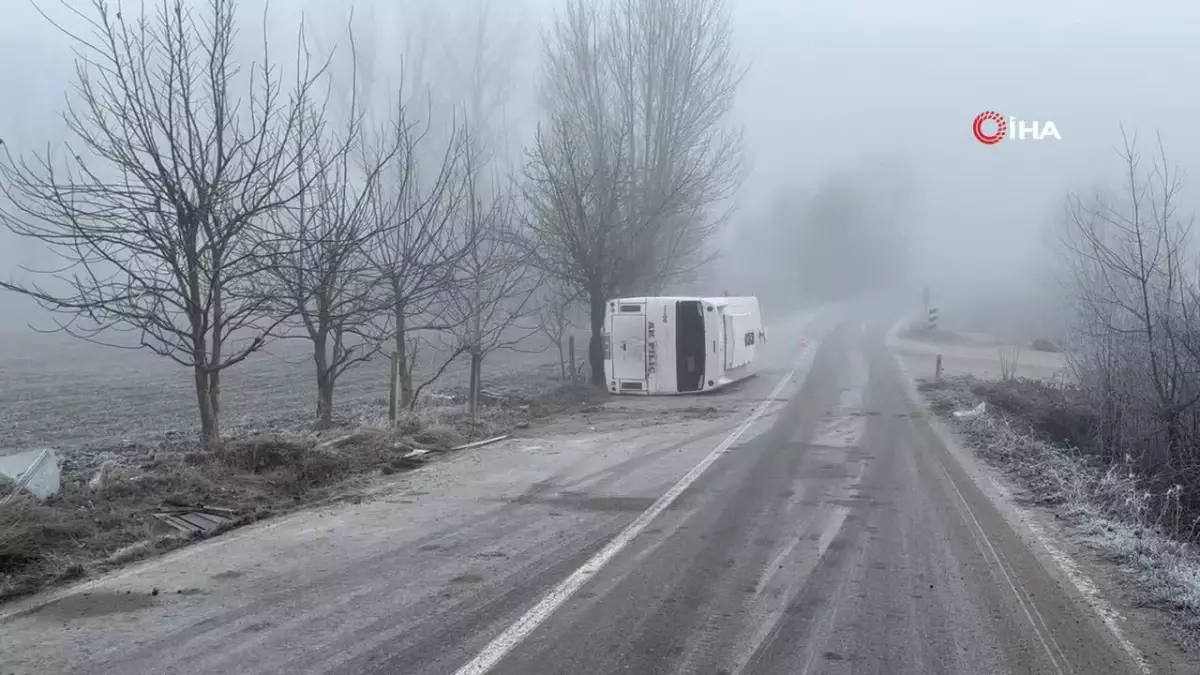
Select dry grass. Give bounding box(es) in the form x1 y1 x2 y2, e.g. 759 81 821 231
920 376 1200 633
0 435 383 601
0 377 607 604
0 330 566 452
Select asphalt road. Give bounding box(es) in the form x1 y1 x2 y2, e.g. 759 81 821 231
0 312 1153 675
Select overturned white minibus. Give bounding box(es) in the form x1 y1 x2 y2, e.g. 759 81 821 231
602 296 765 395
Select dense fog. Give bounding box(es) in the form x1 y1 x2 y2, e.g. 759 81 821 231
3 0 1200 332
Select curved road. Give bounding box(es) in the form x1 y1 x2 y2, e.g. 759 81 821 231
0 313 1153 675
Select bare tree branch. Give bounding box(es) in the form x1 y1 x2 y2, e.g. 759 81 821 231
260 18 408 428
534 281 586 380
0 0 329 442
362 97 472 408
522 0 746 384
442 139 543 413
1059 127 1200 532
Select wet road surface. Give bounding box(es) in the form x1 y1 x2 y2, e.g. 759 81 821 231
0 313 1149 675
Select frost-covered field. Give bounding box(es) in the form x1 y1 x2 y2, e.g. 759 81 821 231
0 329 566 451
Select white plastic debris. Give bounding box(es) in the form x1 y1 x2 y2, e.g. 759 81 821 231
89 460 115 491
448 435 511 452
0 448 62 501
952 402 987 420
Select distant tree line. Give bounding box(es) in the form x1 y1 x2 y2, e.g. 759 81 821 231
722 157 918 312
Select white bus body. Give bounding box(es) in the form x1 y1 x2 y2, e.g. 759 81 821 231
602 296 766 395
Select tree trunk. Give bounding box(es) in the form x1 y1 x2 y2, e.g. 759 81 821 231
557 341 566 380
589 292 606 386
208 368 221 439
208 282 224 444
194 365 219 444
393 298 413 407
317 377 335 430
468 349 483 415
191 319 220 444
313 335 334 429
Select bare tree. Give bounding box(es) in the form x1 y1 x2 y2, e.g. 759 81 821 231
535 283 585 381
365 111 469 409
1063 130 1192 454
1059 128 1200 533
439 0 524 163
264 26 407 429
523 113 625 386
0 0 327 442
997 344 1022 381
523 0 747 385
443 146 541 414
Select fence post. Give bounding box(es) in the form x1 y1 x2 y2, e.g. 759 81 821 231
568 335 577 385
388 349 400 424
935 353 943 381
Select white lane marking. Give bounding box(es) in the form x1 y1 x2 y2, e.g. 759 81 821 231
886 321 1067 674
1024 519 1154 675
452 344 818 675
937 457 1070 675
884 318 1153 675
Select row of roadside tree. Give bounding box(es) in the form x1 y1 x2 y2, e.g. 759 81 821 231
0 0 747 442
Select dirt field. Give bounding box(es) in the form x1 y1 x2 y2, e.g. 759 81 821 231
0 329 568 452
0 380 610 604
891 328 1068 383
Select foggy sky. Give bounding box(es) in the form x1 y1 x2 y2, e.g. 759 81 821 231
3 0 1199 329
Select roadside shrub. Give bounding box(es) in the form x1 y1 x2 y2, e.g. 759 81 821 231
212 437 317 473
929 377 1200 629
972 379 1099 453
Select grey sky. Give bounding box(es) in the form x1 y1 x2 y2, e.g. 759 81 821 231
2 0 1199 325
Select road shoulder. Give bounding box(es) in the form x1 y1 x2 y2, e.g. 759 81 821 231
887 323 1195 675
0 370 805 675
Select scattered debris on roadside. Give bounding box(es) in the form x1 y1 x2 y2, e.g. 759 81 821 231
88 460 115 491
449 435 512 452
919 374 1200 641
0 378 609 605
152 505 236 535
952 401 987 419
0 427 453 603
0 448 62 502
